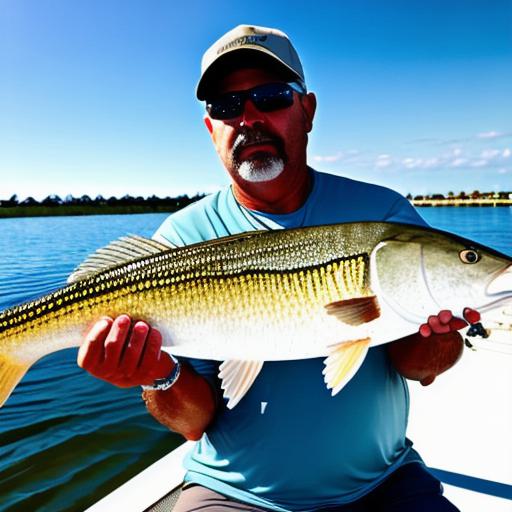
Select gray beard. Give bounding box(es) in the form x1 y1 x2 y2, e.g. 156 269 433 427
230 128 286 183
236 157 285 183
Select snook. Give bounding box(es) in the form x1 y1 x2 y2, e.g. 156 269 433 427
1 222 511 408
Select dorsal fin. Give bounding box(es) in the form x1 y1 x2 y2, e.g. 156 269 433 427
67 235 174 284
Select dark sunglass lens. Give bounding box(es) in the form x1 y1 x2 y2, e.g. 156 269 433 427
252 84 294 112
207 93 243 120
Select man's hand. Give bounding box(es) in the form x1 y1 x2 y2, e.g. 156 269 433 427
77 315 173 388
387 309 479 387
78 315 217 440
418 310 468 338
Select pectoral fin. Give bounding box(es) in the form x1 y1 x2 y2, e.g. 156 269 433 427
325 296 380 326
322 338 371 395
219 360 264 409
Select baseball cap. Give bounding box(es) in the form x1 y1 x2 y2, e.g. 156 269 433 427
196 25 306 100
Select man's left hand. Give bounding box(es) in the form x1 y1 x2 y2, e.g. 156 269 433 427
418 309 474 338
387 309 479 386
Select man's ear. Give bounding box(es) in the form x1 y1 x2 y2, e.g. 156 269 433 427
204 115 214 135
301 92 317 133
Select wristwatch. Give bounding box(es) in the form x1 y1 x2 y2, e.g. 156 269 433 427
141 356 181 391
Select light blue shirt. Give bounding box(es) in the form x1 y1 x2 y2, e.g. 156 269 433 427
154 169 428 511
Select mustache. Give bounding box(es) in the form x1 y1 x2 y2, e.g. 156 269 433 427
231 128 285 163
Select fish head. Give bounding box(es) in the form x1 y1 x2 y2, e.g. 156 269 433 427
370 224 512 324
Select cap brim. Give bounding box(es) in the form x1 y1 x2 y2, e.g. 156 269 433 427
196 46 302 100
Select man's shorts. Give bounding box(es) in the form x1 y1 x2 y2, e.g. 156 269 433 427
173 462 460 511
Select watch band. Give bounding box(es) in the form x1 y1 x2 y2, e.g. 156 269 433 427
141 356 181 391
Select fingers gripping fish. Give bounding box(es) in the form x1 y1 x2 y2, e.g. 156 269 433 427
0 222 510 409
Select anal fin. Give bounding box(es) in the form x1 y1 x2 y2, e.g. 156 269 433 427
322 338 371 395
219 360 264 409
325 296 380 326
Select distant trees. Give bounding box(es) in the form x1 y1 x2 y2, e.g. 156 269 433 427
407 190 512 203
41 195 63 206
0 192 207 215
2 188 511 218
21 197 38 206
0 194 19 207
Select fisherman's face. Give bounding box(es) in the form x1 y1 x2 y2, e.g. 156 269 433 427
204 67 316 186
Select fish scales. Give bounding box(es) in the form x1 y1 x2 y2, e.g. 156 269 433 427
0 226 372 363
127 254 370 361
0 224 370 334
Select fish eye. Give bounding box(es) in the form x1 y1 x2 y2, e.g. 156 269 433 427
459 249 480 264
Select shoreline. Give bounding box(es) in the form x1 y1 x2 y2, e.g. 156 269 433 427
0 205 181 219
412 199 512 207
1 199 511 219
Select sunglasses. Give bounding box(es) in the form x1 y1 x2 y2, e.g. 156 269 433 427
206 82 305 120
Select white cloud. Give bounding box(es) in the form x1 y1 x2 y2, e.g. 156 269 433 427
402 157 422 169
407 130 511 146
450 158 467 167
313 150 362 163
313 152 344 163
476 131 512 140
320 133 512 175
477 131 503 139
423 157 440 168
470 159 488 168
375 154 393 168
481 148 501 159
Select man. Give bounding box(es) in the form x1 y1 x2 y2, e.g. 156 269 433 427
79 25 471 511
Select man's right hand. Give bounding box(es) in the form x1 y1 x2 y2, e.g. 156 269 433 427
78 315 217 440
77 314 173 388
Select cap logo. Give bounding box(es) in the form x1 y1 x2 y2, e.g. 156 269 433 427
217 35 268 55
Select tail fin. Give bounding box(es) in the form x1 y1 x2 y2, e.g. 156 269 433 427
0 353 32 407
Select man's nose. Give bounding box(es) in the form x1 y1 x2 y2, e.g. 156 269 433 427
240 99 264 128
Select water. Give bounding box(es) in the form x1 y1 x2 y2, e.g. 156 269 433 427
0 209 510 511
0 214 181 512
417 207 512 255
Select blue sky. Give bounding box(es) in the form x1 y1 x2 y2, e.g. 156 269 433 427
1 0 511 200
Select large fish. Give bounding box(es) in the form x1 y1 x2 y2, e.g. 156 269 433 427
0 222 511 409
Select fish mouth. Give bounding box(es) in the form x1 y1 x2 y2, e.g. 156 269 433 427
482 264 512 311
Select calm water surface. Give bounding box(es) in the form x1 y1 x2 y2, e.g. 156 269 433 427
0 209 510 511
